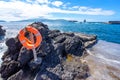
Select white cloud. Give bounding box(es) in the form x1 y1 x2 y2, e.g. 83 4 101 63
62 2 70 9
72 6 79 9
26 0 33 3
0 1 52 21
52 1 63 7
26 0 49 4
79 6 88 10
0 0 115 21
36 0 49 4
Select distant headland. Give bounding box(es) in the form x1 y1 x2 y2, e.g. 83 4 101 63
108 21 120 24
0 18 120 24
0 20 6 22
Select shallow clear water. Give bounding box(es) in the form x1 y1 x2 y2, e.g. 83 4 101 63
86 40 120 80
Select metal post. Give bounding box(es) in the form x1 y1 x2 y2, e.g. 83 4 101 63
30 32 42 63
32 47 38 61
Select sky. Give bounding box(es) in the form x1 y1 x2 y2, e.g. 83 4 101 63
0 0 120 22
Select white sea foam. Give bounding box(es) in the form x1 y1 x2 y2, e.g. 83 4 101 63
0 42 7 63
86 40 120 80
87 40 120 64
0 28 19 62
5 29 19 38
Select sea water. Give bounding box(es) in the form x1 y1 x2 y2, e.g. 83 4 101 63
0 21 120 64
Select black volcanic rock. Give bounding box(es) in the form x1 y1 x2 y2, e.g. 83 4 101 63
6 38 16 51
0 22 97 80
0 25 6 36
0 60 20 79
64 36 84 56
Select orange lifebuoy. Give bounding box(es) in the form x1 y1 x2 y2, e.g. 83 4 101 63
18 26 42 50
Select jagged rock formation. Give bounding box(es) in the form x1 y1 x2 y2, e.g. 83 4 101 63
0 25 6 36
0 22 97 80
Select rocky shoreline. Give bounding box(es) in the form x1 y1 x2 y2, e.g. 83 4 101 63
0 22 97 80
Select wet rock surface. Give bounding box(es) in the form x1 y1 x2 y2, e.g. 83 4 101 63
0 25 6 41
0 25 6 36
0 22 97 80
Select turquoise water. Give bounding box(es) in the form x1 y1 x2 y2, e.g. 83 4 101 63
45 21 120 44
0 21 120 44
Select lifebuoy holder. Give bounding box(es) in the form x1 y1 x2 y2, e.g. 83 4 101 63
18 26 42 50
